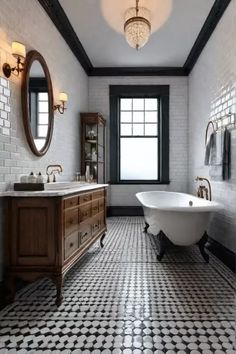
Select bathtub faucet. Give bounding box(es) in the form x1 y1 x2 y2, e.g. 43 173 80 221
195 176 212 201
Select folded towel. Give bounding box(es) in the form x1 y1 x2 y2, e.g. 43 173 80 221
223 128 231 180
209 128 231 181
204 132 214 165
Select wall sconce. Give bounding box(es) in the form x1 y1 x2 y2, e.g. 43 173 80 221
2 41 26 78
54 92 68 114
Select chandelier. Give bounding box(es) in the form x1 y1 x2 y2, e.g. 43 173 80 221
124 0 151 50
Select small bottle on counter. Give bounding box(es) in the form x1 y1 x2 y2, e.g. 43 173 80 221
85 165 90 182
75 172 81 182
36 172 44 183
28 172 37 183
20 175 28 183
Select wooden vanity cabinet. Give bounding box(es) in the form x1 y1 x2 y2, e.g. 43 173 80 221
5 187 107 305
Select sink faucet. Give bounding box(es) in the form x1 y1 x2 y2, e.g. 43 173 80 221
46 164 63 183
195 176 212 201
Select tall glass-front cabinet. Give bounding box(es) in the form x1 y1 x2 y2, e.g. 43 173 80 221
80 113 106 183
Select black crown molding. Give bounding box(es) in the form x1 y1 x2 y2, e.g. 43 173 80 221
38 0 231 76
184 0 231 73
37 0 93 73
89 67 188 77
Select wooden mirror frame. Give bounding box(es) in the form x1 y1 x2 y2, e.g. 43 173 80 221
21 50 54 156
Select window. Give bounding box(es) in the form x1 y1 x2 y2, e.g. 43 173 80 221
110 85 169 184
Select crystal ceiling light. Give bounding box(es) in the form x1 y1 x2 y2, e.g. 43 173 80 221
124 0 151 50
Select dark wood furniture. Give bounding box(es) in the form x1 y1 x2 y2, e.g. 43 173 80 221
80 112 106 183
5 186 107 305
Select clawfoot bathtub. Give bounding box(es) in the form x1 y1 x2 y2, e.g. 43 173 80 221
136 191 221 262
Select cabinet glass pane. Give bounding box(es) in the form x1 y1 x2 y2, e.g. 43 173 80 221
120 138 158 180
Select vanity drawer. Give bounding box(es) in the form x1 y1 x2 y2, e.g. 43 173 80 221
98 198 105 212
64 208 79 236
79 223 92 246
64 232 79 259
92 200 99 216
79 204 91 222
79 193 92 204
92 215 102 235
64 196 78 209
93 189 104 200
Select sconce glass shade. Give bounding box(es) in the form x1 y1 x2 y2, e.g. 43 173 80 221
12 41 26 59
124 6 151 50
59 92 68 102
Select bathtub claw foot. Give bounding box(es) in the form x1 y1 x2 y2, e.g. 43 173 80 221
197 232 209 263
143 222 149 233
156 231 168 261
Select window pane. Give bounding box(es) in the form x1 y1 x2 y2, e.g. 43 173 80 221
145 124 158 136
38 113 49 124
133 124 144 136
120 111 132 123
38 101 48 113
120 124 132 136
37 125 48 138
145 111 158 123
145 98 158 110
38 92 48 101
133 111 144 123
120 138 158 180
120 98 132 111
133 98 144 111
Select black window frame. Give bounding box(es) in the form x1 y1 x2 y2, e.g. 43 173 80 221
109 85 170 184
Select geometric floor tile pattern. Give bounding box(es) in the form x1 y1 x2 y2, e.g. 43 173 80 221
0 217 235 353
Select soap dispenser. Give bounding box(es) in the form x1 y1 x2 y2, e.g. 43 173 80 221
36 172 44 183
28 172 37 183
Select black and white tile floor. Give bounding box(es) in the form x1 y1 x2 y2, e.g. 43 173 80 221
0 217 235 353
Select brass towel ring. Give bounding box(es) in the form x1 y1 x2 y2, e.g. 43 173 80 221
205 120 216 146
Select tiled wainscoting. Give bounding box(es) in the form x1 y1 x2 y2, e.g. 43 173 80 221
0 217 235 353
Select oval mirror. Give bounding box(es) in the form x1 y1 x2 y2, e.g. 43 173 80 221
21 50 54 156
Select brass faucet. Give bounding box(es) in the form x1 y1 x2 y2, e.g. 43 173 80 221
46 164 63 183
195 176 212 201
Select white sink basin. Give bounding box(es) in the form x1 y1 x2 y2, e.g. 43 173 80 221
44 182 91 190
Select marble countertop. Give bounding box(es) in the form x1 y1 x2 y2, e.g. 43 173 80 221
0 184 109 197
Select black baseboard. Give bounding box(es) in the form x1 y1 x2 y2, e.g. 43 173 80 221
107 206 143 216
207 237 236 272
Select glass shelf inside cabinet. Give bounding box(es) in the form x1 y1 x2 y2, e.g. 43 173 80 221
80 113 106 183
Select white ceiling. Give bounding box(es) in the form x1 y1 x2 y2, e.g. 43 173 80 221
59 0 215 67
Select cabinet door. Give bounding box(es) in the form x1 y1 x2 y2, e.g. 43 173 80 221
10 198 57 266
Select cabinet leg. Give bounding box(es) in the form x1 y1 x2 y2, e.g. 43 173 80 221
197 231 209 263
53 275 64 306
100 233 106 248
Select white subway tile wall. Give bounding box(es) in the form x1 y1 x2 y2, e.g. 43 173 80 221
0 77 10 137
89 76 189 207
188 0 236 252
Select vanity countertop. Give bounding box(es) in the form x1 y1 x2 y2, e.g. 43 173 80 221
0 184 109 197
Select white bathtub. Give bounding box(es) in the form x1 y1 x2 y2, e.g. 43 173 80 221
136 191 221 246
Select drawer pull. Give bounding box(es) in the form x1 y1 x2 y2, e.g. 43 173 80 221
82 232 88 238
69 242 74 248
